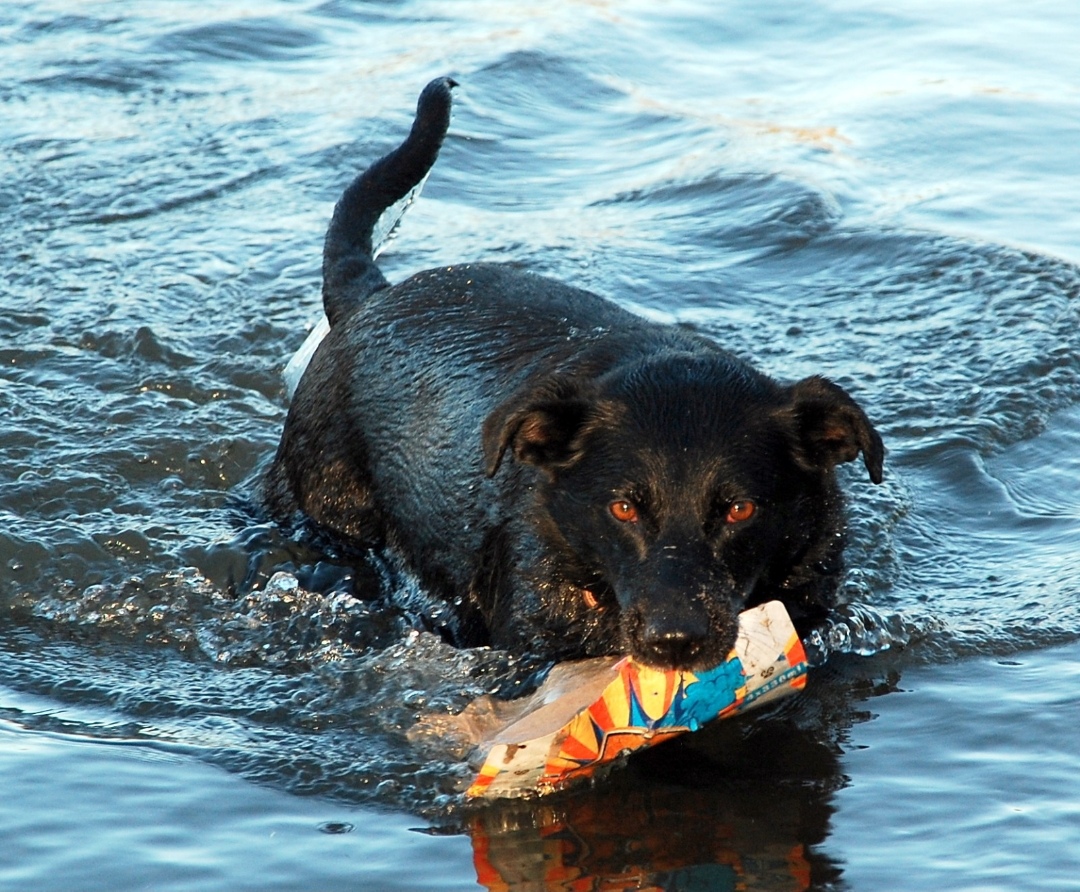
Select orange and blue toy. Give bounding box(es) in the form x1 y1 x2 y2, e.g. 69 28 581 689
467 600 809 799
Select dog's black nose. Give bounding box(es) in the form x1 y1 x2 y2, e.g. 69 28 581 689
637 616 709 669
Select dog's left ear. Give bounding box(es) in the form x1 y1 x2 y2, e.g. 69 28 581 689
482 378 593 477
782 375 884 483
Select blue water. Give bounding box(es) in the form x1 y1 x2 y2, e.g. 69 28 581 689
3 1 1080 889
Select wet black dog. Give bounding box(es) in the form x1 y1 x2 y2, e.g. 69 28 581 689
266 78 884 670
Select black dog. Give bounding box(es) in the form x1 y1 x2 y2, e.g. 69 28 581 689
266 78 884 670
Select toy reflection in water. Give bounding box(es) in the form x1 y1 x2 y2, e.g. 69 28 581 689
467 762 841 892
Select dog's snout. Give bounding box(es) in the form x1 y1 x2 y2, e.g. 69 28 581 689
636 609 711 670
639 624 706 669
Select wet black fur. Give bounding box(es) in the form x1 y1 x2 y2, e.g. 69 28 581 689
265 78 885 670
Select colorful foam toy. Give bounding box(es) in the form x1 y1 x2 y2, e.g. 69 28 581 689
466 600 809 799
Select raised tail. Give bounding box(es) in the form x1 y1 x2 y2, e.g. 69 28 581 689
321 77 456 327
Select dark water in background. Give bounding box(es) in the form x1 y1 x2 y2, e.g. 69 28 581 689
3 1 1080 889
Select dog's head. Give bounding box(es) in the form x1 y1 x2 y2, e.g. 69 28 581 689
484 350 883 670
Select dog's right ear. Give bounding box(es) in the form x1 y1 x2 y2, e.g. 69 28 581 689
482 379 593 477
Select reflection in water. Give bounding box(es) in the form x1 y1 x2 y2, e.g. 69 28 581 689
469 762 829 890
471 796 814 890
458 695 858 891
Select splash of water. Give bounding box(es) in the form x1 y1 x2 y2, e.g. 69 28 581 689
801 602 916 667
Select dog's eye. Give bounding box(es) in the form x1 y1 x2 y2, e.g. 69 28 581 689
609 500 639 524
725 500 756 524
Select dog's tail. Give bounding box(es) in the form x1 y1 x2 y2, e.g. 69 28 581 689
322 77 456 327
